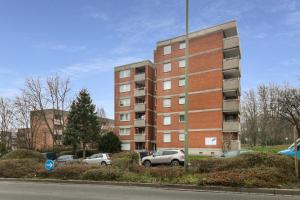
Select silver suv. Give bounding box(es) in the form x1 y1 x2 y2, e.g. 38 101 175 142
142 149 184 167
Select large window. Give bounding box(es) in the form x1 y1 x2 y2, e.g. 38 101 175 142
163 116 171 125
179 78 185 86
179 59 186 68
163 80 171 90
163 98 171 107
179 96 185 104
120 113 130 121
121 142 130 150
163 133 171 143
119 84 130 93
119 98 130 107
179 41 186 49
119 69 130 78
119 128 130 135
163 45 171 55
163 63 171 72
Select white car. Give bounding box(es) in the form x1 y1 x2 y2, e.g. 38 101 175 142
82 153 112 166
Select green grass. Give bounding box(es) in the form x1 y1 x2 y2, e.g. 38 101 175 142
242 145 289 154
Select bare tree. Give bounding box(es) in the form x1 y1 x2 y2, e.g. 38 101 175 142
22 75 71 148
278 86 300 138
0 97 14 151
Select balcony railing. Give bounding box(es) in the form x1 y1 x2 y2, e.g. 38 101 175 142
223 36 239 49
134 103 146 112
223 121 240 132
134 73 145 82
134 134 146 142
223 99 240 113
223 78 240 96
134 88 146 97
223 57 240 71
134 119 146 127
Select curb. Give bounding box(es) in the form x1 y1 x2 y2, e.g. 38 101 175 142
0 178 299 196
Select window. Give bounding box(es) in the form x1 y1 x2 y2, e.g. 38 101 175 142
163 63 171 72
119 84 130 93
179 133 184 141
119 69 130 78
119 98 130 107
120 113 130 121
179 96 185 104
179 41 186 49
163 133 171 143
163 45 171 55
163 116 171 125
163 150 177 155
119 128 130 135
179 78 185 86
121 142 130 150
179 114 185 122
205 137 217 145
163 98 171 107
163 80 171 90
179 59 186 68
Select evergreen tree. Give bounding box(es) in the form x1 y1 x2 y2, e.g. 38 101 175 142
63 89 100 158
97 132 121 153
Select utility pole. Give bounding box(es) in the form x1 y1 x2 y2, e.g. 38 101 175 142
184 0 189 171
294 126 299 179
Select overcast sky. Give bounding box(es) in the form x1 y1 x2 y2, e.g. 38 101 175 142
0 0 299 118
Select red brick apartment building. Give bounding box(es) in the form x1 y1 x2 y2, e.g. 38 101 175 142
115 21 241 155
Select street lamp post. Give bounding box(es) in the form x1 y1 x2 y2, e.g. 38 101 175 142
184 0 189 171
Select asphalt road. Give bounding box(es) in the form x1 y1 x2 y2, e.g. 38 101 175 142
0 181 298 200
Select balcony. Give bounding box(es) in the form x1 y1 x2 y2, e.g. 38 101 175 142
223 36 239 50
134 134 146 142
223 78 240 97
134 119 146 127
223 99 240 113
223 57 240 71
223 121 240 132
134 73 145 82
230 140 241 151
54 119 63 125
134 88 145 97
134 103 145 112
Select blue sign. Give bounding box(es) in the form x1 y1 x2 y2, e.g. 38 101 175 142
44 160 54 171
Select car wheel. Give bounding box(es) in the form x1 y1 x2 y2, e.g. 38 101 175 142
101 161 107 166
171 160 180 166
143 160 151 167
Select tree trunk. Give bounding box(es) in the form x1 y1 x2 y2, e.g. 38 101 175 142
83 143 86 159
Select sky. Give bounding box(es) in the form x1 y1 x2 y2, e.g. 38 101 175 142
0 0 299 119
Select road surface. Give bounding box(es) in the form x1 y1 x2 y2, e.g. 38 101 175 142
0 181 298 200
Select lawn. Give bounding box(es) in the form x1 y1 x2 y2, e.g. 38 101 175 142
242 145 289 154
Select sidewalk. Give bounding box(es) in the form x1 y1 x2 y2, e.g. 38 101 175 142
0 178 299 196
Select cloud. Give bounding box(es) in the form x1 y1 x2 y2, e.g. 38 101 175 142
59 55 144 79
32 43 87 53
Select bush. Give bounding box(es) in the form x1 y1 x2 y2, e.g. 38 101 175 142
198 167 296 188
112 152 139 170
147 167 184 183
82 167 122 181
97 132 121 153
0 159 43 178
1 149 45 162
190 153 295 173
37 164 97 180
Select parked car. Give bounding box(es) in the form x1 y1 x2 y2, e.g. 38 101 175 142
142 149 184 167
41 152 57 160
56 155 78 165
278 139 300 158
82 153 112 166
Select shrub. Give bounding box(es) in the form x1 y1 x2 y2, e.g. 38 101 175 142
37 164 97 180
198 167 296 188
190 153 294 173
1 149 45 162
97 132 121 153
0 159 43 178
147 167 185 183
112 152 139 170
82 167 122 181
